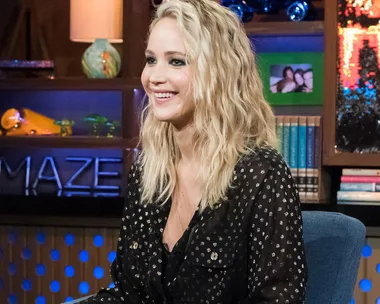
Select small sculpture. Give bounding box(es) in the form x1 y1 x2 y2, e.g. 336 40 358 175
0 108 71 136
54 119 75 137
105 120 121 138
83 113 108 137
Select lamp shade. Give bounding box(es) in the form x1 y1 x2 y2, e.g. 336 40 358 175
70 0 123 43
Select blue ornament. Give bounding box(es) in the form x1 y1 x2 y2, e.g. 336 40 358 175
221 0 312 23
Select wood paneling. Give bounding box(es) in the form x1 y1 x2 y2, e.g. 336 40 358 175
40 226 54 304
0 226 9 303
83 228 99 296
68 227 85 301
365 238 380 303
354 257 366 304
25 227 39 303
1 224 379 303
0 224 119 304
322 0 338 166
323 153 380 168
11 226 24 303
123 0 152 78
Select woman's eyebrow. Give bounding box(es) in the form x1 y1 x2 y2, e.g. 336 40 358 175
145 49 185 56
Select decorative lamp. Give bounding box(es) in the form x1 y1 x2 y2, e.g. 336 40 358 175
70 0 123 78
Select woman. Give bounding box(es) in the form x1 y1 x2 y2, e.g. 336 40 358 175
82 0 307 303
294 69 306 92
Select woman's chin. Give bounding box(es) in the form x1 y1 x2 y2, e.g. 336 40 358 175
153 111 175 123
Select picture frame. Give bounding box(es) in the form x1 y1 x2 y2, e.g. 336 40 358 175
257 52 324 106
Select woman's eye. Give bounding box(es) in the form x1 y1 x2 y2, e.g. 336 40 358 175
146 57 156 65
170 59 186 66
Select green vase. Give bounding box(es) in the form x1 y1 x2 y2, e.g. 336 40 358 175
82 38 121 79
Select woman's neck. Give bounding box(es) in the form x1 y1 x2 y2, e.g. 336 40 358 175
173 123 196 165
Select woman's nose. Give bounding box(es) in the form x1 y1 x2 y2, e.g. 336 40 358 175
149 66 167 84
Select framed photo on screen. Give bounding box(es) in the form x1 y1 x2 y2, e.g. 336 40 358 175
257 52 324 106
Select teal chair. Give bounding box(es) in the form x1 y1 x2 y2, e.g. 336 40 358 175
302 211 365 304
64 211 366 304
63 295 93 304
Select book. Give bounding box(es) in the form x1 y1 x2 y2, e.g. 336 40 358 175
340 182 380 192
337 191 380 201
337 200 380 206
274 115 322 203
282 116 290 166
341 176 380 183
298 116 307 200
342 168 380 176
313 116 321 200
290 116 299 193
306 116 315 200
276 116 284 156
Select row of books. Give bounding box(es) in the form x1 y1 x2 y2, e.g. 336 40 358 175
337 168 380 204
275 115 322 202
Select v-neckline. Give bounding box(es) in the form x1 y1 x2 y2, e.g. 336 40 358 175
161 197 200 253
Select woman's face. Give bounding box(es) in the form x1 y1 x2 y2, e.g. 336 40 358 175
141 17 194 130
295 73 304 85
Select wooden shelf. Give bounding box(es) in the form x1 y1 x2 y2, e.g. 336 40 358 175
244 21 324 36
0 77 142 91
302 200 329 205
0 136 139 149
0 195 124 225
323 152 380 167
337 204 380 227
0 214 122 228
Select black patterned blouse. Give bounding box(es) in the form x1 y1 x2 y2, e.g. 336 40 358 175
82 147 307 304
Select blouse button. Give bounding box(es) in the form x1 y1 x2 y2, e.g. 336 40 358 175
211 252 218 260
132 241 138 249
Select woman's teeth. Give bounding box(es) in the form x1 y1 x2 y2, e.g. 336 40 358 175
154 92 175 98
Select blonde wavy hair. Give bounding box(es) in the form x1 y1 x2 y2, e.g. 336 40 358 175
140 0 277 211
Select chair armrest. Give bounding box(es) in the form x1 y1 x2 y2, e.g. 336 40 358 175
61 294 94 304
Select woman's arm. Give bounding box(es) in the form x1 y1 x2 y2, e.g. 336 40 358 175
244 157 307 303
80 161 145 304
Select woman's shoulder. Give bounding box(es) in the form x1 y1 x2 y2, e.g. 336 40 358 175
128 150 143 173
237 146 286 170
234 146 290 183
234 146 292 193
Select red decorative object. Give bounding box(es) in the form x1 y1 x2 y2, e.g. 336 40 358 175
339 25 380 87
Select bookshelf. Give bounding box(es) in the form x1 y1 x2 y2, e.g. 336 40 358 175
0 77 142 91
0 136 138 149
323 153 380 167
245 21 324 36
